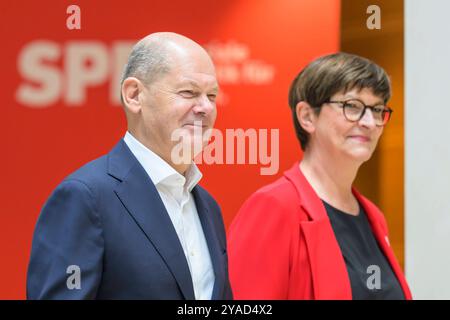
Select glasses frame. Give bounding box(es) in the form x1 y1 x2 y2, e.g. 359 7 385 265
323 99 393 127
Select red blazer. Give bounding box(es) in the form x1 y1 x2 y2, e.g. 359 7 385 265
228 162 412 300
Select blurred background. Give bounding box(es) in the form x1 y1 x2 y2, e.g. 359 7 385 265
0 0 448 299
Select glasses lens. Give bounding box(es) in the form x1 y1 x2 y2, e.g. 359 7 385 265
381 108 391 125
370 106 384 125
343 100 391 126
343 100 364 121
371 106 391 125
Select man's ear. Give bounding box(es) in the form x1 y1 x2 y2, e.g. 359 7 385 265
295 101 317 134
121 77 143 114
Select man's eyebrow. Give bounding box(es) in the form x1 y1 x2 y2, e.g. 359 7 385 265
178 80 220 93
178 80 200 88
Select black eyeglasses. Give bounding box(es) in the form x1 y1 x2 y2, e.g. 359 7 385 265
323 99 393 126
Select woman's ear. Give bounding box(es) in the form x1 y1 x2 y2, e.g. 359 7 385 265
296 101 317 134
121 77 143 114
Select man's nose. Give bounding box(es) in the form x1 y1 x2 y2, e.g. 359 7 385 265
193 94 215 116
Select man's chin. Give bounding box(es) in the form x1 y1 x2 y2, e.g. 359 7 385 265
171 137 205 159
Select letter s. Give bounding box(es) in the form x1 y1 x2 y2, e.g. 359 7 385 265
16 40 62 107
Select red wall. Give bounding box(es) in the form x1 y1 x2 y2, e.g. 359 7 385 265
0 0 339 299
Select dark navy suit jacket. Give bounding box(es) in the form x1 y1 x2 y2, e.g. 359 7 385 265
27 140 233 299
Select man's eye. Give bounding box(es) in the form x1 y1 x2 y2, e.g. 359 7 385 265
207 94 217 102
179 90 196 97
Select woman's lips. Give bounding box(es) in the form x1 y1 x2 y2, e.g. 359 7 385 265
349 135 370 142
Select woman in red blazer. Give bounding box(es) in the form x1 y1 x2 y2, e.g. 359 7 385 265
228 53 412 300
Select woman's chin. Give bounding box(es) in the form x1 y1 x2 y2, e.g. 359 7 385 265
346 148 375 163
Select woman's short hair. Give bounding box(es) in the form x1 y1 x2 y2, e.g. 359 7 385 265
288 52 391 151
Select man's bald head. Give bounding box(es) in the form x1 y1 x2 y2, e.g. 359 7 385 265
120 32 213 103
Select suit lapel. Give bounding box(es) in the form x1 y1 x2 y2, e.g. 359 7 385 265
356 193 413 300
285 163 352 299
300 219 352 299
192 186 225 300
284 162 411 300
108 140 195 300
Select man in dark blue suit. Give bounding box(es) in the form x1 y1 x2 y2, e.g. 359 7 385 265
27 32 233 300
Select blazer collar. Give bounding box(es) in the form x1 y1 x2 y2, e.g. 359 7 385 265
108 140 195 299
283 161 412 300
192 187 226 300
355 193 413 300
123 131 203 191
107 140 226 300
284 162 351 299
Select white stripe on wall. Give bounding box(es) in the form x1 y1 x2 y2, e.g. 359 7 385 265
405 0 450 300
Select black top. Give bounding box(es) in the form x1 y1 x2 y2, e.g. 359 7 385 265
323 200 405 300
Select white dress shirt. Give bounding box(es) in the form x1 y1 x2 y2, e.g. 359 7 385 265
124 131 215 300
